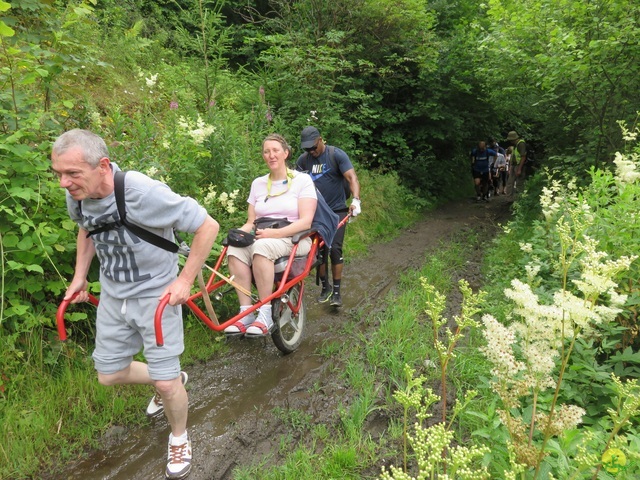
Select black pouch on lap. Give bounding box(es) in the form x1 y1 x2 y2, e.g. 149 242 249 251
227 229 255 248
254 217 292 230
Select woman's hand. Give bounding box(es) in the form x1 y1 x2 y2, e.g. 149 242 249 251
255 227 282 239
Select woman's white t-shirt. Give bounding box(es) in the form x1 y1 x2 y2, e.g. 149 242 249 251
249 171 316 221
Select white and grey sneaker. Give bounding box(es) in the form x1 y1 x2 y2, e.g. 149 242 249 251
146 371 188 418
165 432 192 479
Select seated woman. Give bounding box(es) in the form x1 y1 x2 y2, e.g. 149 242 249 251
224 133 317 336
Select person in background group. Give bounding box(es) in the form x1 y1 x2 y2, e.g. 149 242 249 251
489 137 506 156
296 126 361 308
492 147 508 195
487 138 505 197
224 134 317 336
470 140 497 202
51 129 219 480
505 130 527 196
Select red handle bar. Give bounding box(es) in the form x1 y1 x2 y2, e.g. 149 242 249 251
56 293 100 341
155 294 171 347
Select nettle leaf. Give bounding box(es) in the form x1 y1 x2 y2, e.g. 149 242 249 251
6 304 29 316
8 187 35 201
25 264 44 274
0 21 14 38
3 234 20 247
16 236 34 250
6 260 24 270
62 219 77 231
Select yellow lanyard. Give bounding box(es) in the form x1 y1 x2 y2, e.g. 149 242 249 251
265 169 294 202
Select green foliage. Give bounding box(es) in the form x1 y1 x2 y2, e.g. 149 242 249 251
3 0 640 477
477 128 640 478
480 0 640 165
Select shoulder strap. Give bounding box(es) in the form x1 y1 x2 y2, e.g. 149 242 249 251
112 171 179 253
114 170 127 223
327 146 339 175
296 152 312 171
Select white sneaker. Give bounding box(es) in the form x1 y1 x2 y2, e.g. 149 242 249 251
223 310 256 334
165 432 192 479
245 307 274 336
146 371 188 418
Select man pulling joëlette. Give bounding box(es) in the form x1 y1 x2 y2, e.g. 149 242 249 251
295 126 361 308
52 128 219 480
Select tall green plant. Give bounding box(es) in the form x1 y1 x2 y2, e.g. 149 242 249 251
479 146 639 477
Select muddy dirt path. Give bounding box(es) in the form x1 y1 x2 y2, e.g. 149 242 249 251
46 195 512 480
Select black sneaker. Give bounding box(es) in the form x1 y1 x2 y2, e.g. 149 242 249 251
330 293 343 307
317 289 332 303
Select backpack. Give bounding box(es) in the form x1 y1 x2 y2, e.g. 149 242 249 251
311 188 339 248
298 146 351 200
526 148 535 164
81 171 180 253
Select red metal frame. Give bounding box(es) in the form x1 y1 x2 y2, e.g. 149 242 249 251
56 215 350 346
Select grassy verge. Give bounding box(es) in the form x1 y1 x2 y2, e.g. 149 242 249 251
231 231 487 479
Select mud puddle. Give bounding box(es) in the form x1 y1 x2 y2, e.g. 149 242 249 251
44 196 512 480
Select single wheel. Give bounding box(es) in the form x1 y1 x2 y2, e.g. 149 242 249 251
271 282 305 354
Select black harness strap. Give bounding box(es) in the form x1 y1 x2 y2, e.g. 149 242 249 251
85 171 179 253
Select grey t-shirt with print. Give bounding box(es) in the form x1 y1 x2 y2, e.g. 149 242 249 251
66 163 208 299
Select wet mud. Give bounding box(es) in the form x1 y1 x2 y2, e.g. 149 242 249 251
44 195 512 480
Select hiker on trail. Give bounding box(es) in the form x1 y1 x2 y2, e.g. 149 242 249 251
295 126 361 308
487 137 505 197
505 130 527 195
489 137 506 156
51 129 219 480
470 140 497 202
223 133 317 336
492 148 508 196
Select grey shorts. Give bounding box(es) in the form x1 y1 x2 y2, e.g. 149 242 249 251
227 237 312 266
92 291 184 381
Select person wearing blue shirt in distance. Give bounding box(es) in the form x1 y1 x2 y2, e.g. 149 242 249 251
470 140 497 202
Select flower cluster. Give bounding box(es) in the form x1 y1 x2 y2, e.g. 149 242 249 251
145 73 158 87
613 151 640 184
201 185 240 215
177 115 216 145
535 404 585 437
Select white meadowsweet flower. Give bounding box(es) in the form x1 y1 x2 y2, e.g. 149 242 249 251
145 73 158 87
519 242 533 253
89 111 101 127
177 116 190 129
203 186 217 205
617 120 639 141
188 115 215 144
524 262 541 282
481 314 525 378
613 151 640 184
